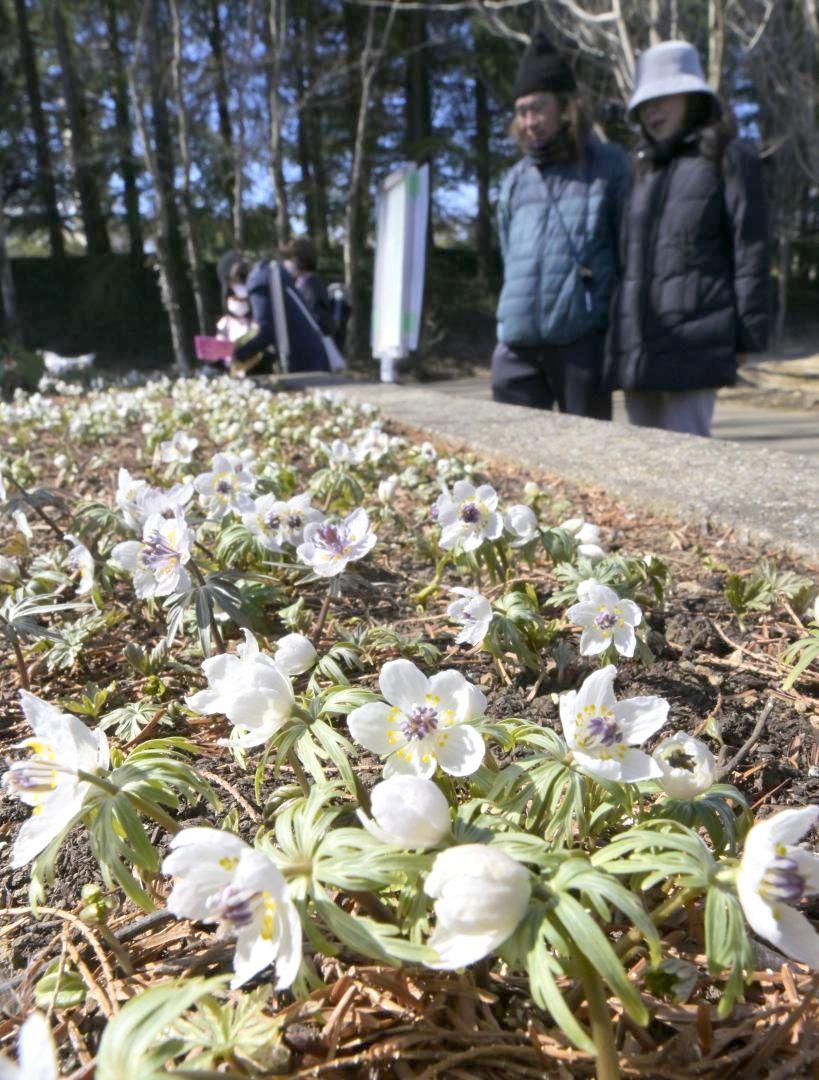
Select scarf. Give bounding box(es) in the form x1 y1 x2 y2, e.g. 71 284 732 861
527 125 576 167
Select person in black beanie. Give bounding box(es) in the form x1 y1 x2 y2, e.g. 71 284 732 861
491 31 630 420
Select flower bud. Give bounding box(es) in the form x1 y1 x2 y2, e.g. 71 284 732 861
358 776 451 849
377 475 399 504
274 633 318 676
504 504 537 547
0 555 20 583
653 732 716 799
424 844 531 969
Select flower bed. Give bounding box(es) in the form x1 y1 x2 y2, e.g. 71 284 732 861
1 375 818 1078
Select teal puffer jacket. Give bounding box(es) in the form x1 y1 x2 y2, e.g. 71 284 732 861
496 139 630 347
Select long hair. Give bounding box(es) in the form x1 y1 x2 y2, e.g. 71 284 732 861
509 93 592 162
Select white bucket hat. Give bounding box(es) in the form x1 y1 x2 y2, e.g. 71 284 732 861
628 41 720 122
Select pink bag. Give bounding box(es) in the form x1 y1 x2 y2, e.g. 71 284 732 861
194 336 234 362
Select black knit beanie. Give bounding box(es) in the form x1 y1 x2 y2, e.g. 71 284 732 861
512 31 576 100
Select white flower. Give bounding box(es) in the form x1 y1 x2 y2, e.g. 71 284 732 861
567 582 642 658
0 1012 59 1079
0 554 20 582
561 517 605 561
110 510 194 598
297 507 376 577
504 504 538 547
140 481 194 519
357 776 451 848
64 533 94 594
377 474 399 504
559 666 668 783
418 441 437 463
12 508 32 540
243 493 324 552
424 845 531 969
353 426 391 463
446 587 493 646
115 467 150 528
347 659 486 780
2 692 109 867
186 631 295 748
159 430 198 465
274 633 317 676
194 452 255 520
736 806 819 968
321 438 355 466
162 828 302 989
653 732 717 799
437 481 503 553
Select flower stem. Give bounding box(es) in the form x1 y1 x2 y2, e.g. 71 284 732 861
413 553 451 605
288 751 311 798
312 585 333 644
76 770 181 835
1 621 30 690
577 954 621 1080
6 473 65 542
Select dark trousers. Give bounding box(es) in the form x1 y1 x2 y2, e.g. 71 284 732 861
491 332 612 421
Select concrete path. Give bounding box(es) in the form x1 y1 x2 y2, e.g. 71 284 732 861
286 376 818 562
425 373 819 457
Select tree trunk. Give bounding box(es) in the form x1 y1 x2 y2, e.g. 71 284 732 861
105 0 143 261
206 0 235 235
51 0 110 254
304 5 329 251
294 17 317 240
707 0 726 91
13 0 64 257
474 73 493 288
128 0 193 373
775 230 789 347
267 0 291 248
169 0 210 333
0 172 22 345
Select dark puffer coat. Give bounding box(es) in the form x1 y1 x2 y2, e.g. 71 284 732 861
606 137 769 392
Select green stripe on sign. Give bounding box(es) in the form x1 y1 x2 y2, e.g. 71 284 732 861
401 312 416 334
406 173 420 197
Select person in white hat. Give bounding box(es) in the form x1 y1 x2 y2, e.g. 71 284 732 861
605 41 769 436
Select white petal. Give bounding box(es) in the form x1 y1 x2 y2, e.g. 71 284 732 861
751 806 819 851
11 786 85 868
426 924 508 969
17 1013 58 1080
579 626 609 656
347 702 396 756
574 666 618 713
436 726 485 777
378 659 428 712
611 624 636 657
614 696 669 744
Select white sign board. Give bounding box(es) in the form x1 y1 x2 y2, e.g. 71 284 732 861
371 162 429 381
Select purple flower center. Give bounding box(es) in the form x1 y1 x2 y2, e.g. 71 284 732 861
264 511 281 529
140 531 180 570
315 523 347 555
460 502 481 524
215 883 255 928
594 610 618 631
287 513 303 530
4 760 61 795
401 705 439 740
761 855 805 904
586 713 622 747
216 479 233 496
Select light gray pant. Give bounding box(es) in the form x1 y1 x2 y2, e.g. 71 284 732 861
624 389 717 437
